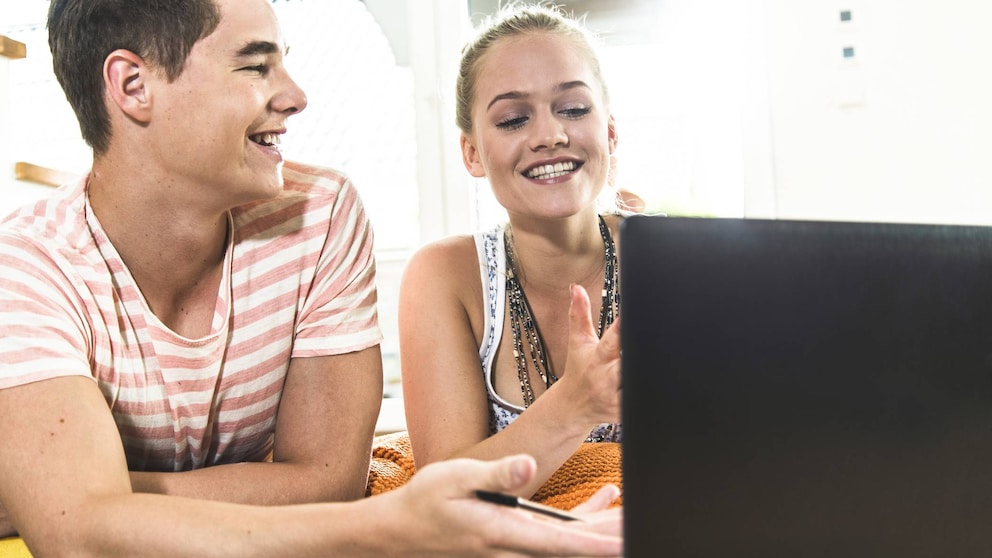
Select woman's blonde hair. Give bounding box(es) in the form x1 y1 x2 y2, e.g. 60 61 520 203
455 2 609 135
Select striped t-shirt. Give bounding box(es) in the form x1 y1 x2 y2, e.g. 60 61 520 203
0 161 382 472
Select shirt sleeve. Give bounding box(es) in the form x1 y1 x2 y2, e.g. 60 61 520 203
291 173 383 358
0 232 94 390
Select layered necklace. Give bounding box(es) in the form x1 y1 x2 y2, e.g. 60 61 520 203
504 215 620 407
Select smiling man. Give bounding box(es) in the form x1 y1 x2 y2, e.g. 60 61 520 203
0 0 623 556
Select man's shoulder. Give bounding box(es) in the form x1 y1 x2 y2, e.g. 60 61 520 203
0 179 89 252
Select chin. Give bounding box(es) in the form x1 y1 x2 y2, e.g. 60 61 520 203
250 165 286 197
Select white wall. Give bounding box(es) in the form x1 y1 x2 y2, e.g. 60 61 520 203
604 0 992 225
0 55 11 193
1 42 58 214
4 1 992 228
761 0 992 225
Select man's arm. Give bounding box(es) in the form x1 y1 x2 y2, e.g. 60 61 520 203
130 346 383 504
0 376 621 557
0 500 13 538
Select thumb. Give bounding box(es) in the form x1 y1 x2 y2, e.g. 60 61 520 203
426 454 538 497
482 454 538 494
568 284 598 344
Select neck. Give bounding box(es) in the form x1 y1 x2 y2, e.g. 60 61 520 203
86 162 231 324
93 170 228 249
506 213 608 293
504 212 621 406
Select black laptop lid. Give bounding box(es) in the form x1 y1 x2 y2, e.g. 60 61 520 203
620 215 992 557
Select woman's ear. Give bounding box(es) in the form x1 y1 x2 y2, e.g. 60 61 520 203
607 114 619 155
460 133 487 178
104 49 152 123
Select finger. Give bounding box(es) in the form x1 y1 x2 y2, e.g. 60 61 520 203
596 319 622 362
402 457 621 556
568 284 598 343
493 516 623 557
411 454 537 504
486 506 624 556
569 484 621 514
452 456 623 556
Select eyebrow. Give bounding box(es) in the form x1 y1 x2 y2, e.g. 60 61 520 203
486 80 591 111
234 40 287 58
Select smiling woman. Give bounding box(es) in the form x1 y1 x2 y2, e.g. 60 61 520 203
398 4 624 507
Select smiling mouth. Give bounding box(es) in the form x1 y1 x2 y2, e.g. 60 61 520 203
526 161 577 179
249 133 281 147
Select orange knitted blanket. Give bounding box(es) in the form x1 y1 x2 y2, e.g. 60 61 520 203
365 431 623 510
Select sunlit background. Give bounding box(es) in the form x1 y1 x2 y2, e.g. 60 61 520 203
3 0 992 426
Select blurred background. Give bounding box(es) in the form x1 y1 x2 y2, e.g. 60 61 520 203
3 0 992 427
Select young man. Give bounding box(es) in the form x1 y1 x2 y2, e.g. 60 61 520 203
0 0 623 556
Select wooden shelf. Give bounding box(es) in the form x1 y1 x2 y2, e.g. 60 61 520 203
0 35 27 60
14 162 80 188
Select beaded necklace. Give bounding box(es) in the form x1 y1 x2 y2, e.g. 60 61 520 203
504 215 620 407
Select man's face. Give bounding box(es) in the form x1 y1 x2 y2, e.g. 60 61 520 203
145 0 307 209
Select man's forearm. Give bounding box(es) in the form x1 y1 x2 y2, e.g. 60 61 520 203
130 457 371 505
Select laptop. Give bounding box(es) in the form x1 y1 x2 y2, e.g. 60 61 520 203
619 215 992 557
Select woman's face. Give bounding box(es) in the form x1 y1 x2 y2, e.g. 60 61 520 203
461 32 616 222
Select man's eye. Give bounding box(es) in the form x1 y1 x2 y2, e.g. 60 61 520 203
241 65 269 75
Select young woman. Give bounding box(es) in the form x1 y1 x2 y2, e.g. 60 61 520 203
399 3 626 500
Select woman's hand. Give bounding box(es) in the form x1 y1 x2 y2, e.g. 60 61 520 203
555 284 622 427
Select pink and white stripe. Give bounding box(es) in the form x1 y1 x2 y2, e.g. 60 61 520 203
0 161 382 471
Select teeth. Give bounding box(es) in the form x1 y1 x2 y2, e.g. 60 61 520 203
250 133 281 147
526 161 576 179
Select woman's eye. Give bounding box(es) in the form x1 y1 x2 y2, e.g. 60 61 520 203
495 116 528 131
561 106 591 119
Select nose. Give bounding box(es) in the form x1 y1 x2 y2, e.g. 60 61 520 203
274 69 308 115
530 111 568 151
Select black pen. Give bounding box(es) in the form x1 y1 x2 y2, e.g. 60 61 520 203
475 490 583 521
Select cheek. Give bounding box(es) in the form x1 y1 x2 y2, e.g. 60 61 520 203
476 137 513 174
587 126 614 163
487 135 525 167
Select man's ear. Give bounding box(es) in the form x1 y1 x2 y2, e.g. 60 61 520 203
460 133 487 178
104 49 152 123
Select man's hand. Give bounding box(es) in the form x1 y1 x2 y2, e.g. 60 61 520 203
379 454 623 557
